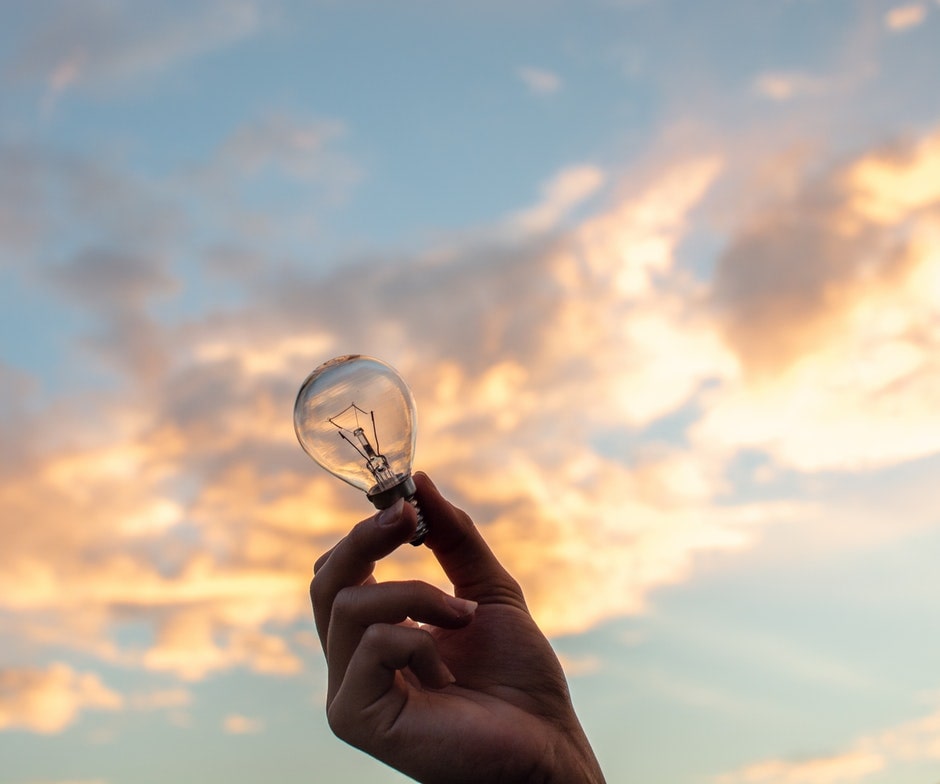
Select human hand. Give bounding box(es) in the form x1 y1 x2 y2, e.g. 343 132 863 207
311 472 606 784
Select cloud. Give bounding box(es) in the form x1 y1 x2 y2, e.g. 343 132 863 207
5 116 940 715
0 663 122 733
700 130 940 470
517 66 563 95
714 700 940 783
0 151 755 690
0 144 183 270
127 687 191 711
508 164 607 234
216 114 352 185
223 713 264 734
753 72 830 102
884 3 928 31
6 0 263 109
714 750 884 784
171 111 360 255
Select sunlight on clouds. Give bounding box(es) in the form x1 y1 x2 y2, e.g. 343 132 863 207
0 663 121 734
223 713 264 734
5 120 940 741
509 164 605 234
702 130 940 470
394 445 769 637
849 132 940 223
0 150 756 689
193 333 333 377
576 155 722 296
753 72 828 102
884 3 928 31
715 700 940 783
714 750 884 784
557 653 604 677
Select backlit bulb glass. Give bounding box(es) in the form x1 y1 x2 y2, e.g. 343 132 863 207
293 355 427 545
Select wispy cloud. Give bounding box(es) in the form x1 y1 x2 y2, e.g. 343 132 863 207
753 71 830 102
714 699 940 783
517 66 563 95
6 1 264 111
700 130 940 471
0 663 122 733
884 3 928 31
223 713 264 734
4 106 940 736
508 164 606 234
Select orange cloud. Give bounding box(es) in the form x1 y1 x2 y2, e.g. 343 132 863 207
223 713 264 734
884 3 928 31
0 663 122 734
5 124 940 723
509 164 606 234
701 130 940 470
714 700 940 783
754 72 829 102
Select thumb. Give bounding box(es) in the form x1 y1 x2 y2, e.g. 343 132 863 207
414 472 527 608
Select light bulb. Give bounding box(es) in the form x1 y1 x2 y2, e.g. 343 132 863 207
293 355 427 545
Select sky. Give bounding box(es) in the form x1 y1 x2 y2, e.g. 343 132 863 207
1 1 940 782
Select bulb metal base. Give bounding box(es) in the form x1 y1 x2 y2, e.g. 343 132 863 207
367 474 428 546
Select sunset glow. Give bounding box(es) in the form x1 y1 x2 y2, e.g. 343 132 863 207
2 3 940 783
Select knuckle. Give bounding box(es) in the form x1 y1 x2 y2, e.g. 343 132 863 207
331 585 361 617
359 622 389 648
402 578 429 600
326 700 353 740
312 550 332 575
309 570 329 604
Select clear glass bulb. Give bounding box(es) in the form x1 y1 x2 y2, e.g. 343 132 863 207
293 355 427 545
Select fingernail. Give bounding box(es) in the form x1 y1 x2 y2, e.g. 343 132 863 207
434 661 456 689
444 595 478 617
376 498 405 527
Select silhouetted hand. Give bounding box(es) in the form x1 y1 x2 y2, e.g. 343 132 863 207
311 472 606 784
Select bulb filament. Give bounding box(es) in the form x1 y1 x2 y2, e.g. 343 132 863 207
329 404 397 489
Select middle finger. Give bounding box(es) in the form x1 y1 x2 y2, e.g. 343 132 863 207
326 580 477 702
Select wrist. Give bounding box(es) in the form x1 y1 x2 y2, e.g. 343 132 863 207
539 723 606 784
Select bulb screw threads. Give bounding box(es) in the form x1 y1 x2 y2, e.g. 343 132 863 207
367 473 428 546
407 495 428 546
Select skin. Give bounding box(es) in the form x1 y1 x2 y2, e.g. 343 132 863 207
311 472 607 784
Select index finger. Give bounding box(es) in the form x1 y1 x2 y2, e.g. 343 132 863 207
310 498 417 648
414 472 528 610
